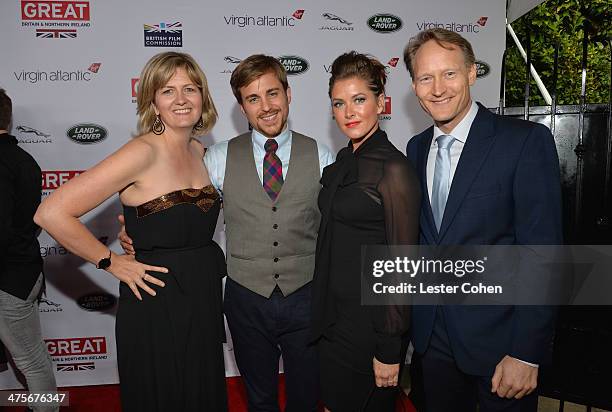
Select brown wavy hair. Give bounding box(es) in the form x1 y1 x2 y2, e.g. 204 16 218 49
328 51 387 98
136 52 217 136
230 54 288 104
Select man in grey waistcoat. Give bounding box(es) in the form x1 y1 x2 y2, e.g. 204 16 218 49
205 55 334 411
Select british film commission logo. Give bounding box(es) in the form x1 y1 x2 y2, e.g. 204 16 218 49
77 292 117 312
16 125 52 144
21 0 91 38
13 62 101 84
66 123 107 144
320 12 353 31
278 56 309 76
367 14 402 34
475 60 491 78
416 16 488 33
41 170 83 196
45 336 108 372
144 22 183 47
224 9 304 28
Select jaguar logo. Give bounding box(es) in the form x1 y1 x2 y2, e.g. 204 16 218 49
16 125 50 137
224 56 241 64
322 13 352 25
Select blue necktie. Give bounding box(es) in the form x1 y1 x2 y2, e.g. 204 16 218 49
431 134 455 231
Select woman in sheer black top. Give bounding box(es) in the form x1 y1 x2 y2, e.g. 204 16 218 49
311 52 420 411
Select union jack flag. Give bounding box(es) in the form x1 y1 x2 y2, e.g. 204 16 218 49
143 22 182 33
36 29 77 38
57 362 95 371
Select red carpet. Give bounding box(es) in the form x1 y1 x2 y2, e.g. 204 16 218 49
1 375 415 411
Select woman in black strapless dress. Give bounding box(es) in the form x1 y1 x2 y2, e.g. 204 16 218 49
117 185 226 411
311 52 420 411
35 52 227 411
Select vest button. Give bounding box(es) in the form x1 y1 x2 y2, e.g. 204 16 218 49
272 206 277 211
274 257 279 262
273 241 278 246
274 274 279 279
273 224 278 229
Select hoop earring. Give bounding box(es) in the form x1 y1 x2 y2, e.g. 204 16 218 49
152 115 165 135
194 118 204 131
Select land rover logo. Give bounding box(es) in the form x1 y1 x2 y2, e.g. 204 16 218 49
367 14 402 33
66 123 107 144
278 55 309 75
475 60 490 78
77 293 116 311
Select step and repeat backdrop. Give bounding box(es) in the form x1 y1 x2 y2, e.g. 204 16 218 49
0 0 504 388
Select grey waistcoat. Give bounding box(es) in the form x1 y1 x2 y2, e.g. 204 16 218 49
223 131 321 297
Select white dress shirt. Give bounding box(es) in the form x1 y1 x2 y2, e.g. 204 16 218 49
426 101 479 201
204 127 335 196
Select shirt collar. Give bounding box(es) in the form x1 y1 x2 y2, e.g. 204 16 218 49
432 100 478 144
251 126 291 151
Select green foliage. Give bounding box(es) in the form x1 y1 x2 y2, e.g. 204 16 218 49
505 0 611 106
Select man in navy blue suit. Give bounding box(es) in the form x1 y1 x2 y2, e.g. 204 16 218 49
404 29 562 411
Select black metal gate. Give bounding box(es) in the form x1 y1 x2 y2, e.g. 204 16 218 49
500 25 612 410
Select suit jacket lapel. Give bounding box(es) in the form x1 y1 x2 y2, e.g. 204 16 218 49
416 129 439 244
438 105 497 240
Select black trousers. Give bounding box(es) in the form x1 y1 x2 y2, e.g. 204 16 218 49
224 277 318 412
419 308 538 412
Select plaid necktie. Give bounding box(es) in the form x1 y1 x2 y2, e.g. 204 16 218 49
263 139 283 201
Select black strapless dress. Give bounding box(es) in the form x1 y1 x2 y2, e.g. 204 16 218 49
117 185 227 411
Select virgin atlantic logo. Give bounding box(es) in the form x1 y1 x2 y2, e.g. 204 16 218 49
224 10 305 28
416 16 489 34
13 63 101 84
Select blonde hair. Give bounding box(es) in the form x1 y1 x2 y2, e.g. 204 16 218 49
136 52 217 136
403 28 476 79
